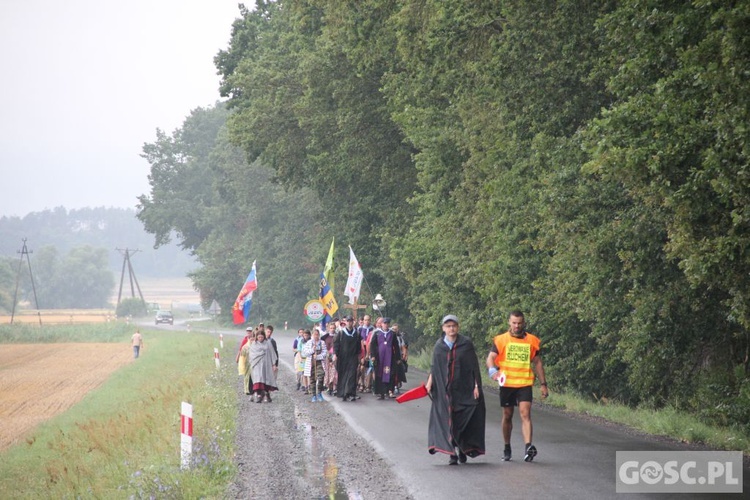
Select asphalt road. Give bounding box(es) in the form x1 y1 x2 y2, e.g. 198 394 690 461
199 324 749 499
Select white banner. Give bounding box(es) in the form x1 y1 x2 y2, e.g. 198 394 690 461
344 246 364 304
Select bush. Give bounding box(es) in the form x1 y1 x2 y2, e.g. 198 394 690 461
116 298 147 318
691 365 750 428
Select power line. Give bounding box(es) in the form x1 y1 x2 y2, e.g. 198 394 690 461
116 248 145 305
10 238 41 325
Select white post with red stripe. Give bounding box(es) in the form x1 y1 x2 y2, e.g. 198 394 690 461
180 402 193 470
219 333 224 349
214 347 220 369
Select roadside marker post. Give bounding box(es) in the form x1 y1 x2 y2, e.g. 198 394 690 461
180 402 193 470
219 333 224 349
214 348 220 369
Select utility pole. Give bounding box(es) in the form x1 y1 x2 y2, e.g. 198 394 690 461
10 238 42 325
116 248 145 305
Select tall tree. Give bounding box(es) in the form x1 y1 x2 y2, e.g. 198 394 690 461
215 0 419 321
138 102 325 325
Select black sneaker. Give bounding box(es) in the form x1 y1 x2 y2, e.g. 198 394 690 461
524 444 537 462
449 454 458 465
502 447 512 461
458 450 467 464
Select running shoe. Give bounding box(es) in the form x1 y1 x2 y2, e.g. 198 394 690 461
502 447 512 461
458 450 467 464
317 394 325 402
448 455 458 465
311 395 317 403
524 444 537 462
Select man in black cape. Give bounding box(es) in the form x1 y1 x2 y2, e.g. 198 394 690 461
334 315 362 401
426 314 486 465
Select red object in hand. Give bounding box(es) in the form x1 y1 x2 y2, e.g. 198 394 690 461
396 383 429 403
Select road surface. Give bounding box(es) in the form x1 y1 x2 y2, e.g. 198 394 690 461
209 324 750 499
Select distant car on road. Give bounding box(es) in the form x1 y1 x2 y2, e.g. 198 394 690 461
155 311 174 325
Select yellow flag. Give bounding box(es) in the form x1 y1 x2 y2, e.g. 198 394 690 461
319 237 338 319
324 237 335 294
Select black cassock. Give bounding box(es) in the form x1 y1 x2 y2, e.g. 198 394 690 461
334 328 361 398
428 334 486 458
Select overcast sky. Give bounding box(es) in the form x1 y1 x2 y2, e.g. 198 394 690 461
0 0 244 218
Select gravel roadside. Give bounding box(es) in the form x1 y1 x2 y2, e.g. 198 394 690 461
226 356 414 499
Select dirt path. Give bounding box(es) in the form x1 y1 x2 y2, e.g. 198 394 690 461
0 343 133 451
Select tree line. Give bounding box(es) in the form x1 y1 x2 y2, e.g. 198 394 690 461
137 1 749 428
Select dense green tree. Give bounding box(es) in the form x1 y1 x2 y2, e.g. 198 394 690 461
0 256 15 312
138 102 325 325
382 1 615 354
590 1 750 327
215 0 418 323
138 105 229 252
137 0 750 425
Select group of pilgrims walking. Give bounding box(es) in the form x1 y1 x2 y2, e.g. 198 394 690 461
290 315 409 403
235 315 411 405
235 310 548 466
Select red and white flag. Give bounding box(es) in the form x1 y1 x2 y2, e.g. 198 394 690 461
344 246 364 304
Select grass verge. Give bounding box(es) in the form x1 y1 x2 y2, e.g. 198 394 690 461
0 323 239 499
541 390 750 453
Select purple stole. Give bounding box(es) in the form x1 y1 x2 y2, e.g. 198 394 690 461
377 329 394 383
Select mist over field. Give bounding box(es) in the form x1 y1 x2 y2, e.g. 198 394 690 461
0 207 196 277
0 208 200 314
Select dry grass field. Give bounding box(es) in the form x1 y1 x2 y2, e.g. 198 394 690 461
0 343 133 451
0 277 197 451
1 310 113 324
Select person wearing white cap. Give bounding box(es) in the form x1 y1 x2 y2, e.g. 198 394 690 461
426 314 486 465
236 327 256 400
